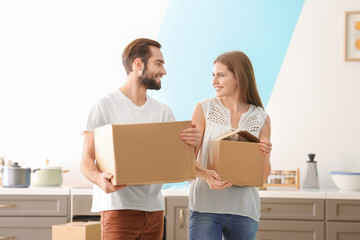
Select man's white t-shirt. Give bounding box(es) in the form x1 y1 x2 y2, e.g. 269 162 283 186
85 89 175 212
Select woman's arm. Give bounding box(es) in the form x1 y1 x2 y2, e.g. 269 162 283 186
259 115 272 181
190 103 232 189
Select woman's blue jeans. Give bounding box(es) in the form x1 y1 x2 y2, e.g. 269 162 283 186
189 211 258 240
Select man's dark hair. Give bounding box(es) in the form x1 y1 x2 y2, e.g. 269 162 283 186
122 38 161 75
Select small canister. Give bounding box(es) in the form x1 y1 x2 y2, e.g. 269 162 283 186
270 170 283 184
283 170 296 185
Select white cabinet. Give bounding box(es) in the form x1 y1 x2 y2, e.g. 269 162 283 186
165 196 190 240
165 196 326 240
257 198 325 240
0 195 68 240
326 199 360 240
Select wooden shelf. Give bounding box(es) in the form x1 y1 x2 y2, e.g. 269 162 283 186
264 168 300 189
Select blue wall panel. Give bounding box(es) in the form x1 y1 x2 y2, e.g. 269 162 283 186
150 0 304 120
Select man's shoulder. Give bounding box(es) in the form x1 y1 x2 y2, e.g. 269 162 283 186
96 90 123 105
147 95 172 111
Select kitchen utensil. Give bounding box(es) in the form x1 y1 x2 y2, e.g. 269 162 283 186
1 162 31 188
31 166 69 186
330 171 360 191
303 153 319 189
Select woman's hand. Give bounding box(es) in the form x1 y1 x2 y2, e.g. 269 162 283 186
97 172 127 194
180 123 203 147
259 138 272 157
205 169 232 189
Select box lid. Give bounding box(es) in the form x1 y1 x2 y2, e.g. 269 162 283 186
212 130 260 143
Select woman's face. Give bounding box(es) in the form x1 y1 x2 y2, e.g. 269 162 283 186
212 62 239 98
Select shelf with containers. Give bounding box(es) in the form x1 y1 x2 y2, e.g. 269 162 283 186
264 168 300 189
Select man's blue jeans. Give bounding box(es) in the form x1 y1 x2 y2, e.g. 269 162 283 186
189 211 258 240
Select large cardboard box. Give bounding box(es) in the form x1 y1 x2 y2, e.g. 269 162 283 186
208 130 264 187
52 222 101 240
94 121 196 185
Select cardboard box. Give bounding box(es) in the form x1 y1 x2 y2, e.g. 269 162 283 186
52 222 101 240
208 130 264 187
94 121 196 185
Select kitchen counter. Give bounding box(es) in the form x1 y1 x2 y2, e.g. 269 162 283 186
2 186 360 200
0 186 70 195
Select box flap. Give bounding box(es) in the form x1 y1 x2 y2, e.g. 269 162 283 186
212 130 259 143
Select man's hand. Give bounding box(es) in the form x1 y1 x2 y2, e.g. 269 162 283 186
98 172 127 194
180 123 203 147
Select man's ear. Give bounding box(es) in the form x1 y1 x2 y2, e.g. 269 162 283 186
132 58 144 72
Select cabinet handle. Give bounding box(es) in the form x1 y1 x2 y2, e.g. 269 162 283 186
261 207 271 211
0 237 15 239
0 204 16 208
179 209 185 228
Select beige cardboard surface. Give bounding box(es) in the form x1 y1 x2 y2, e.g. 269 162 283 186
94 121 196 185
52 222 101 240
208 130 264 187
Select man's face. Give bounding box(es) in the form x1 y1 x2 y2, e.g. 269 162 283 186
140 46 166 90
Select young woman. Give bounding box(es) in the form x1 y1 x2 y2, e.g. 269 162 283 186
188 51 272 240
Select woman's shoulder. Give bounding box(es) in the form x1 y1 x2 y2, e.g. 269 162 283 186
199 97 221 107
199 97 215 104
197 97 218 111
249 104 268 122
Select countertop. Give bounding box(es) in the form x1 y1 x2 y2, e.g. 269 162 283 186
1 186 360 200
0 186 70 195
67 187 360 200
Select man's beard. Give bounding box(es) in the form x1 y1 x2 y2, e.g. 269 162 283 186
140 67 161 90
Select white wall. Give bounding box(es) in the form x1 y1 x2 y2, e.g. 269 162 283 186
0 0 170 186
267 0 360 188
1 0 359 188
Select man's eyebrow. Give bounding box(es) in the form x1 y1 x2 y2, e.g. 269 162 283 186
155 59 165 64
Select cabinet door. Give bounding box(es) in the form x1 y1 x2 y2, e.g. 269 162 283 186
327 222 360 240
260 198 324 220
257 220 324 240
0 216 67 240
0 195 68 217
326 200 360 221
166 196 189 240
71 195 99 216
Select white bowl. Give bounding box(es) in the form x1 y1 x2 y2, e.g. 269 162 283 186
330 172 360 191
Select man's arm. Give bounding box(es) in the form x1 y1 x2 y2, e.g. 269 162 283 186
80 131 126 194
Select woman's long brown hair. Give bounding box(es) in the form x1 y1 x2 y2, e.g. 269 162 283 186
214 51 263 108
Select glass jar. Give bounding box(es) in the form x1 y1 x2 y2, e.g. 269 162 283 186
270 170 283 184
283 170 296 185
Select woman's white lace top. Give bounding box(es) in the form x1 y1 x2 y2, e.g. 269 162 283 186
189 98 267 222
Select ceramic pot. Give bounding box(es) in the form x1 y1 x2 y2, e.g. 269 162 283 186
31 166 67 186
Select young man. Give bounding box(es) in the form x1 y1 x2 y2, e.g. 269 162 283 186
81 38 201 240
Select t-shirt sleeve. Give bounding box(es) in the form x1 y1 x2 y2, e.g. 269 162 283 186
84 100 106 132
166 107 176 122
